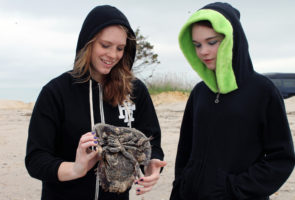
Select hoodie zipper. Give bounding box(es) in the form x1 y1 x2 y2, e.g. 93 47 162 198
215 89 220 104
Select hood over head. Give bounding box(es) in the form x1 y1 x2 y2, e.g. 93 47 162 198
76 5 136 68
179 2 254 93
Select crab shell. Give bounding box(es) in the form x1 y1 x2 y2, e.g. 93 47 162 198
93 123 152 193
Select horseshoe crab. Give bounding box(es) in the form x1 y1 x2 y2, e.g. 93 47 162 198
93 123 151 193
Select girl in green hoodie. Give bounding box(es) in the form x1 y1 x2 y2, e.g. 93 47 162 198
170 2 295 200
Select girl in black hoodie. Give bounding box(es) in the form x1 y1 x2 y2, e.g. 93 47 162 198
25 5 166 200
170 2 295 200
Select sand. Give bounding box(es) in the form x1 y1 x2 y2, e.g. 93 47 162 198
0 93 294 200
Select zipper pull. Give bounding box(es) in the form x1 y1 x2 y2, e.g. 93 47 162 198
215 92 220 104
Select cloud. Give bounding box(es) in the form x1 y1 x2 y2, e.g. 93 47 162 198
0 15 76 87
254 57 295 73
1 0 295 102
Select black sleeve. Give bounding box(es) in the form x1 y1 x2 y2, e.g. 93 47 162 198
132 79 164 161
225 88 295 199
25 85 64 182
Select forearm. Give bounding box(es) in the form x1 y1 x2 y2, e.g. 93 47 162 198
57 162 84 181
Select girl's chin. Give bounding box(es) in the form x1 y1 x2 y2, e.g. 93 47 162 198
97 70 111 75
90 69 112 79
205 63 216 71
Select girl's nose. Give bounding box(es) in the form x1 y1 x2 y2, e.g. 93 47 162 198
199 46 209 55
107 48 117 58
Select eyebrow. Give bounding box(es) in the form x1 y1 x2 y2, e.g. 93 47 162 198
192 35 220 43
99 39 126 46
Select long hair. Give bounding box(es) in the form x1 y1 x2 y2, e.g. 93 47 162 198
71 25 136 106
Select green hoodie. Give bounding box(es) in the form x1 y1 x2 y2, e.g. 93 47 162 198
179 9 238 94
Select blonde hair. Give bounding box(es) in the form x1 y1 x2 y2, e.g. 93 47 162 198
71 25 136 106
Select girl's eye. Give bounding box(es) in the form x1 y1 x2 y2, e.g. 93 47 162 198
101 43 109 48
117 47 124 51
208 40 218 45
194 43 201 48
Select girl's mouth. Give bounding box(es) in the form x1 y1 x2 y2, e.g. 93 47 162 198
203 59 213 64
101 58 114 65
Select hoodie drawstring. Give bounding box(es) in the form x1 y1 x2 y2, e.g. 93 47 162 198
89 79 102 200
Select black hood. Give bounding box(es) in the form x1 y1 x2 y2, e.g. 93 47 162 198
75 5 136 68
202 2 254 86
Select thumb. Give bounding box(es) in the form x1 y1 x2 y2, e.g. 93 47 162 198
151 159 167 168
157 160 167 168
87 150 99 160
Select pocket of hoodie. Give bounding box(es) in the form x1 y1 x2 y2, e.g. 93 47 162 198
179 159 203 198
202 167 232 199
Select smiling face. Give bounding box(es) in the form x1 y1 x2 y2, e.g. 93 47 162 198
90 25 127 82
192 23 224 71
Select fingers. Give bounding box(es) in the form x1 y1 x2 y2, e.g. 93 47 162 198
134 159 167 195
72 132 100 178
79 132 97 144
78 132 98 151
134 178 158 195
134 174 160 195
139 173 159 183
135 177 158 187
135 185 153 195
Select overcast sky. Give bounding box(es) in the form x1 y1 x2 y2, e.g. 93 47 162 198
1 0 295 102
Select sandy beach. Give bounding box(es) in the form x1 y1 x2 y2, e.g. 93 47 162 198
0 94 294 200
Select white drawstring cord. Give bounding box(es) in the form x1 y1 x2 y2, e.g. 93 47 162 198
89 79 94 129
89 79 102 200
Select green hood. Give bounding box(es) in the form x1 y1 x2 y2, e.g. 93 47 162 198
179 9 237 93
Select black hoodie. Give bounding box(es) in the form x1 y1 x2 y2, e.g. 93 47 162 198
170 2 295 200
25 5 164 200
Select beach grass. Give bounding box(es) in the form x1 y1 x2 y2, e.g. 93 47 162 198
145 74 194 95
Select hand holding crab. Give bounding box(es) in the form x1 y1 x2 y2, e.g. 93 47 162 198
57 131 100 181
134 159 167 195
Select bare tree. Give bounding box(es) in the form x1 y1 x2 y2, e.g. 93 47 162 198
132 28 160 80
